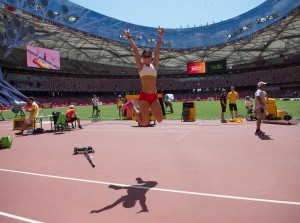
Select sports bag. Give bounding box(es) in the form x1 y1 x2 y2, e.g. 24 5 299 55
0 136 12 149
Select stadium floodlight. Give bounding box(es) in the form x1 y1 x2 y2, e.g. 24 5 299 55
39 0 48 7
67 16 78 22
61 16 79 22
26 0 36 8
1 14 59 59
61 5 68 14
46 9 58 19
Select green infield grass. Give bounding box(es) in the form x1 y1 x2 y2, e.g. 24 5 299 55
1 100 299 121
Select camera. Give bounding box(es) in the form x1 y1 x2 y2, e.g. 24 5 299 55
73 146 94 155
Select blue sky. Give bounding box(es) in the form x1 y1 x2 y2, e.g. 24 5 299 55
70 0 266 28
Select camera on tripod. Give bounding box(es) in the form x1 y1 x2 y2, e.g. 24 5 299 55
73 146 95 155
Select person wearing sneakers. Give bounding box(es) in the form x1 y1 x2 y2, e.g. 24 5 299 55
245 96 254 113
91 95 100 117
122 27 164 126
220 89 227 123
15 97 39 135
117 95 125 119
227 86 239 119
65 105 83 129
255 82 267 136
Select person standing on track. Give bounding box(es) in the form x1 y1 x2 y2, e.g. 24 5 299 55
227 86 239 119
91 95 100 117
254 82 268 136
121 27 164 126
220 89 227 123
117 95 125 119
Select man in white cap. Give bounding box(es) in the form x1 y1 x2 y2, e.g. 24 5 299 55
254 82 267 136
92 95 100 117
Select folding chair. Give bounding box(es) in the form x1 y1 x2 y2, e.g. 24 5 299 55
246 108 257 121
54 112 70 133
66 118 77 128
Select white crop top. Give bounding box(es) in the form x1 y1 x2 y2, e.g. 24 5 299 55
139 63 157 78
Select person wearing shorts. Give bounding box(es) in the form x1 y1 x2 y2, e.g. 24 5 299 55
227 86 239 119
117 95 124 119
139 91 158 103
66 105 83 129
220 89 227 123
92 95 100 117
121 27 164 126
15 97 39 135
255 82 267 136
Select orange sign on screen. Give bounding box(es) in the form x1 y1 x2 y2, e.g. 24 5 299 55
187 62 206 74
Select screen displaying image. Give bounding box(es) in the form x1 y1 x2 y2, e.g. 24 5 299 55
187 62 206 74
26 45 60 70
206 60 227 73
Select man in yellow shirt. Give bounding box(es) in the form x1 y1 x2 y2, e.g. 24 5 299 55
117 95 124 119
227 86 239 119
15 97 39 135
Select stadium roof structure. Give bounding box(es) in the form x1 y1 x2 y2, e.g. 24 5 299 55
0 0 300 71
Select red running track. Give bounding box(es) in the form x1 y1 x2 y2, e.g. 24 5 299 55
0 119 300 223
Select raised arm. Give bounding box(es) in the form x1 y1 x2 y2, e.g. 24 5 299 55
153 26 164 70
124 29 143 71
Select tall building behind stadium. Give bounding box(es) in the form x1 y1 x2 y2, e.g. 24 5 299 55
0 0 300 105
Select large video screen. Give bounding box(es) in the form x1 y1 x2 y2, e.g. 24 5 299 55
206 60 227 73
187 60 227 74
187 62 206 74
26 45 60 70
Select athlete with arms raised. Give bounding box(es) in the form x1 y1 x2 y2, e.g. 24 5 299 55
122 27 164 126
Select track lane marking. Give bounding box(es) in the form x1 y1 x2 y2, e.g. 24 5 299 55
0 211 44 223
1 168 300 206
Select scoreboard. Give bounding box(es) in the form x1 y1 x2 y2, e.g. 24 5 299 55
206 60 227 73
187 60 226 74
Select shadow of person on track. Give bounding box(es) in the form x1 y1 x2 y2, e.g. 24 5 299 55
258 134 273 140
90 177 157 214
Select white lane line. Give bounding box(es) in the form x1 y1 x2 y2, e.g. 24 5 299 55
1 168 300 206
83 129 189 133
86 124 196 129
176 130 191 141
0 211 44 223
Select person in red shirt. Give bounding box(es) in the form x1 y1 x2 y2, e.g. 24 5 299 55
65 105 83 129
